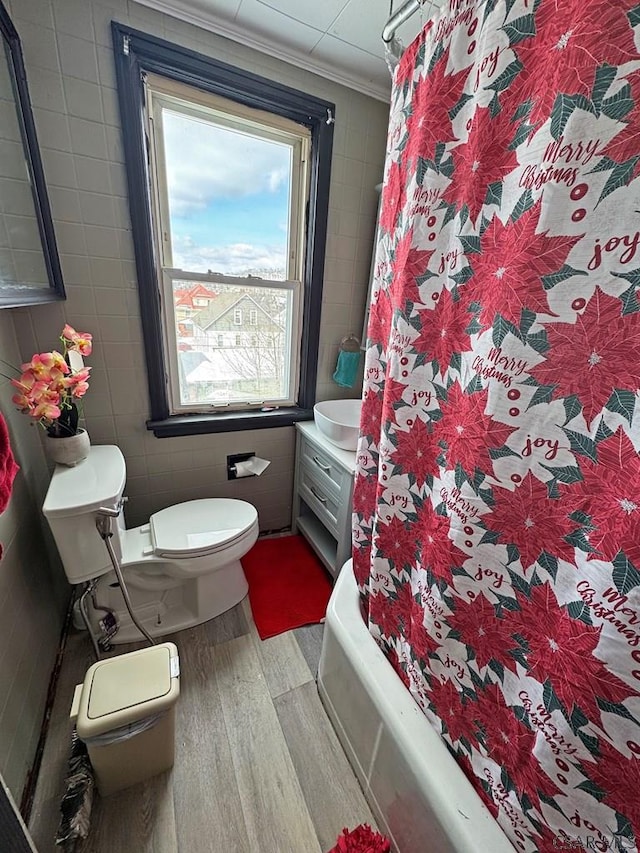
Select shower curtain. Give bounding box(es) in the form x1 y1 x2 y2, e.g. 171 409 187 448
353 1 640 850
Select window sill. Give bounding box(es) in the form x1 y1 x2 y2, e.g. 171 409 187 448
147 407 313 437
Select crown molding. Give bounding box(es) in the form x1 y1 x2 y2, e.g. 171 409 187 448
133 0 392 102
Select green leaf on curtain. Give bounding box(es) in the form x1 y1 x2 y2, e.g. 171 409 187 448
489 444 521 460
479 487 494 507
465 375 484 395
454 463 467 490
488 660 505 682
480 528 501 545
484 180 503 207
550 93 577 140
597 156 640 206
510 188 534 222
479 215 492 236
595 417 614 443
569 510 594 527
563 395 582 425
542 679 564 714
416 157 431 186
546 478 561 499
613 551 640 594
541 463 583 484
541 264 588 290
449 351 462 374
508 567 531 596
435 501 448 517
506 543 520 565
612 267 640 286
459 204 470 229
566 601 593 624
488 91 502 118
591 63 617 109
492 314 515 347
449 92 474 121
486 58 524 93
483 0 498 22
441 202 457 227
563 529 595 552
527 383 555 408
612 273 640 314
600 83 634 122
428 40 444 73
465 317 483 335
459 235 481 255
563 427 598 461
502 13 536 45
509 121 537 150
597 696 638 723
512 98 533 122
440 157 454 179
614 812 635 842
525 329 550 354
605 388 636 424
588 155 620 173
537 552 558 580
451 265 473 285
629 5 640 26
519 308 536 336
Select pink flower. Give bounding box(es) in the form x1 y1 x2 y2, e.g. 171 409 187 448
62 325 93 356
23 351 69 379
32 400 61 421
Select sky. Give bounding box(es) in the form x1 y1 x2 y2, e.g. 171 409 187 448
162 108 293 278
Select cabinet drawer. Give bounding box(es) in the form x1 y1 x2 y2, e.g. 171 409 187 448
298 465 340 537
299 435 348 497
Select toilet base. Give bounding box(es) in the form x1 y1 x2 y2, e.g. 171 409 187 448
91 558 249 645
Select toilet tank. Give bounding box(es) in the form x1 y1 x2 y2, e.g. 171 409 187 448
43 445 127 585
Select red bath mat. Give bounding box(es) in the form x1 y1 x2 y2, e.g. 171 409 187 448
241 535 332 640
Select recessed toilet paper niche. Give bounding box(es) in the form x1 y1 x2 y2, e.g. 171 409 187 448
227 452 271 480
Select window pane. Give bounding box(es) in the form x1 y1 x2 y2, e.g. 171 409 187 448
172 278 294 405
162 108 292 281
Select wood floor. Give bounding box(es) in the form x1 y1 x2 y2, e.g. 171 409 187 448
27 601 375 853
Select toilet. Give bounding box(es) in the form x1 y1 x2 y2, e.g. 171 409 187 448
42 445 258 644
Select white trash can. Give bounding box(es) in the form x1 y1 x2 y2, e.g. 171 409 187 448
71 642 180 796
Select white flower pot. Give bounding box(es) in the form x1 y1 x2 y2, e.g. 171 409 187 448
46 429 90 467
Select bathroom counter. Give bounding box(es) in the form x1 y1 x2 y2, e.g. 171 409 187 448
292 422 357 579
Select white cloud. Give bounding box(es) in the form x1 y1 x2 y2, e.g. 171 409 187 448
162 110 291 216
173 234 286 277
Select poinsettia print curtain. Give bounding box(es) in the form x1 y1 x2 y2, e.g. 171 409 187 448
352 1 640 850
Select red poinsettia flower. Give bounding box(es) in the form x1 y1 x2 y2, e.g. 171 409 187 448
389 230 435 311
436 382 518 477
381 376 417 429
443 106 520 224
387 648 411 689
360 388 384 444
375 514 418 574
353 466 380 517
579 737 640 841
569 427 640 564
410 287 473 376
510 583 638 723
352 540 371 590
531 288 640 427
510 0 639 127
474 685 561 813
403 47 469 166
369 589 399 638
389 418 439 488
416 503 468 583
379 160 407 235
604 67 640 181
486 473 579 570
426 676 479 746
447 593 521 673
367 292 392 349
463 203 579 329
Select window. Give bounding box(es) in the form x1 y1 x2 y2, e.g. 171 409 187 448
112 24 334 436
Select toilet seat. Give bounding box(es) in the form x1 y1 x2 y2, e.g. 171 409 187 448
149 499 258 559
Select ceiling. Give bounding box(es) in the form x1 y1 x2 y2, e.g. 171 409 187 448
135 0 442 101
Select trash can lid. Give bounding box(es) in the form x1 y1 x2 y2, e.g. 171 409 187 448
76 642 180 738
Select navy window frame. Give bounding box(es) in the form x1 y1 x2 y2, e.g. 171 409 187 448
111 23 334 437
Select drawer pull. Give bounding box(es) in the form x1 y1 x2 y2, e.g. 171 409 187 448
312 455 331 474
309 485 327 504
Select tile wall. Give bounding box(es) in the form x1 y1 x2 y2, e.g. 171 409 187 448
0 312 68 800
5 0 390 532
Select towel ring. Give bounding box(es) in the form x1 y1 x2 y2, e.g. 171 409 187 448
339 333 361 353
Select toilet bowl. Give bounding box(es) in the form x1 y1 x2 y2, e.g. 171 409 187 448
42 445 258 644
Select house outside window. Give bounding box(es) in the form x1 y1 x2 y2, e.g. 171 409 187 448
112 25 334 435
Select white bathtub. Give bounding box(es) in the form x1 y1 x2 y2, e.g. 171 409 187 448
318 560 515 853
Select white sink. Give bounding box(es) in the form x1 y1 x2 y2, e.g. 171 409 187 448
313 399 362 451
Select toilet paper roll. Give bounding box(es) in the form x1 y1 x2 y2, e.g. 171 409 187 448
233 456 271 478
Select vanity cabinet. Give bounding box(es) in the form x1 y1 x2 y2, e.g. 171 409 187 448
292 422 357 579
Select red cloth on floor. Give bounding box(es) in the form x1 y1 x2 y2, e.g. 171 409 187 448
328 825 391 853
0 413 19 514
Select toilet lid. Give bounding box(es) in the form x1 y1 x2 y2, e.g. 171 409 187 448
149 499 258 558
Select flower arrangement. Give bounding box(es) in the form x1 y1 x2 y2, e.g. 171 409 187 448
11 325 92 438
